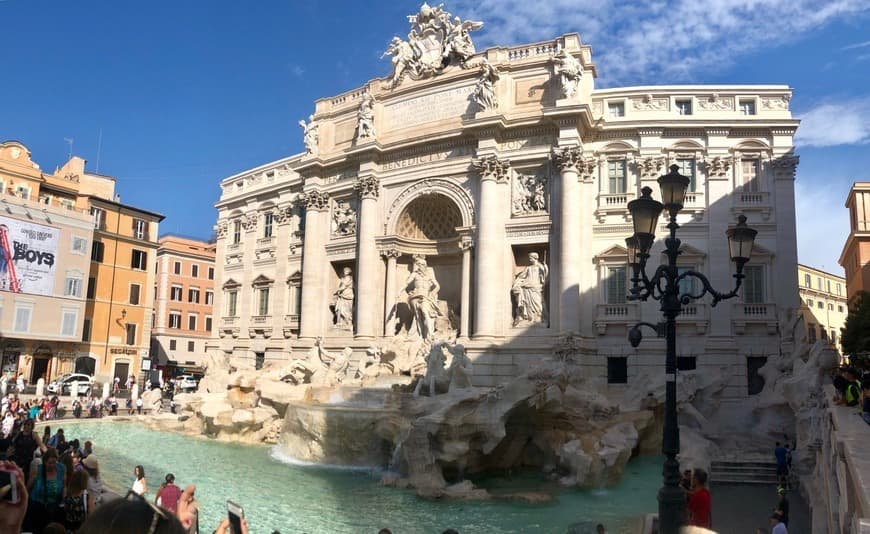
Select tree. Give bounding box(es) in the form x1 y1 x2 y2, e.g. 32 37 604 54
840 291 870 370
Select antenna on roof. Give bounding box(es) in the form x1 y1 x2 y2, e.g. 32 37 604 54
96 128 103 173
64 137 74 160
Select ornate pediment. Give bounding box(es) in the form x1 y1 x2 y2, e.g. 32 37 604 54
222 278 241 290
381 3 483 88
593 244 628 263
251 274 274 287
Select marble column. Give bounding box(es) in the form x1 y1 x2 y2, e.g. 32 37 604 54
473 155 510 338
460 237 473 339
552 146 583 333
382 248 400 336
354 176 380 339
299 190 329 339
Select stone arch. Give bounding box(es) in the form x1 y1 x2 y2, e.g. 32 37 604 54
395 195 463 240
666 139 705 151
599 140 637 153
731 139 771 152
387 178 473 235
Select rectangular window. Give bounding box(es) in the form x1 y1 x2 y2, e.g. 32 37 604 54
838 305 844 313
205 316 213 332
676 158 697 192
263 213 274 238
39 193 51 205
741 159 760 192
806 299 813 308
677 357 697 371
827 280 831 293
831 330 837 344
677 267 696 297
837 283 842 295
807 323 816 343
607 357 628 384
188 315 197 330
188 288 200 303
90 207 106 229
804 273 811 287
169 339 177 350
86 277 96 299
817 300 824 309
64 277 83 298
82 319 91 342
743 265 764 303
13 307 31 332
227 291 238 317
605 266 627 304
71 237 88 255
171 286 182 301
129 284 141 305
91 241 105 262
608 102 625 118
676 99 692 115
208 267 215 280
188 341 195 352
61 310 77 337
607 160 627 194
131 249 147 270
257 288 270 316
232 220 242 244
132 218 148 240
255 352 265 371
205 291 214 306
820 328 828 340
125 323 137 345
739 99 756 115
191 264 199 278
828 303 834 311
174 261 182 275
169 313 181 329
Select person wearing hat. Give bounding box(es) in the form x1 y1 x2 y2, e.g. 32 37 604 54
835 367 862 407
769 511 787 534
81 455 105 508
775 486 789 527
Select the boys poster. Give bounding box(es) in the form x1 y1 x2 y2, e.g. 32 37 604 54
0 215 59 296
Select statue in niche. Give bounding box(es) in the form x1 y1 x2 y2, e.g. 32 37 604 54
471 59 499 111
332 200 357 236
355 94 375 141
512 252 549 326
298 115 319 156
399 255 443 341
552 49 582 99
512 173 548 215
330 267 354 330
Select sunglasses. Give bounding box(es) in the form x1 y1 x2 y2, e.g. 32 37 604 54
125 490 170 534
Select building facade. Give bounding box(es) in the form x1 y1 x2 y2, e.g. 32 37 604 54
839 182 870 308
150 235 216 375
797 264 847 354
0 140 163 385
209 8 801 399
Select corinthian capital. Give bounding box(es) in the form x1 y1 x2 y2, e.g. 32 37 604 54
771 152 800 179
473 155 511 183
300 190 330 211
355 176 380 199
551 146 584 172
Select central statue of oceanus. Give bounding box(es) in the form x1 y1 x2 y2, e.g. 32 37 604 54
381 2 483 88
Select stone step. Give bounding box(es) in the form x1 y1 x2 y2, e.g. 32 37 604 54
711 460 779 469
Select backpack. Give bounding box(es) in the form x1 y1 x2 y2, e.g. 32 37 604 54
64 491 88 527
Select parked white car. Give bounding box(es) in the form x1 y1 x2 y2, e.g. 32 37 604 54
46 373 93 396
176 375 198 392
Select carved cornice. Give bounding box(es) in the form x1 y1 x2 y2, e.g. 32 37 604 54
761 95 790 110
635 157 666 179
380 247 401 259
355 176 380 199
473 155 511 183
459 235 474 251
701 156 733 177
301 190 329 211
551 146 583 173
275 204 294 225
242 212 258 232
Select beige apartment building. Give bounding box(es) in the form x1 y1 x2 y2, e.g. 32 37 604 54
798 263 847 355
0 140 163 384
150 235 215 375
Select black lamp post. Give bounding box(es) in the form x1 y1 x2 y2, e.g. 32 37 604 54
625 165 757 534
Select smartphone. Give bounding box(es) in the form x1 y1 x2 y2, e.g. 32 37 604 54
227 500 244 534
0 468 19 504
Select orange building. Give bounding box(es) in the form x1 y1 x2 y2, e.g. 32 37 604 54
150 235 215 375
0 140 163 385
839 182 870 307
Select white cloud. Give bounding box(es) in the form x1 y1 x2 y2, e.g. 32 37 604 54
842 39 870 50
795 179 850 273
794 98 870 147
452 0 870 84
290 65 305 78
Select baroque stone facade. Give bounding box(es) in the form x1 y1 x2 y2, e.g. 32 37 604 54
209 9 800 398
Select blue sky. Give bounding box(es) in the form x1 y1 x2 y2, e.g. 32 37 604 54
1 0 868 273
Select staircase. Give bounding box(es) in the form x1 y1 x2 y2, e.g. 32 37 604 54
710 458 797 487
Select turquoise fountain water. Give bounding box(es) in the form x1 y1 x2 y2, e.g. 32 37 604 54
65 421 659 533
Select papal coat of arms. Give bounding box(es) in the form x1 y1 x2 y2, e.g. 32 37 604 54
382 2 483 88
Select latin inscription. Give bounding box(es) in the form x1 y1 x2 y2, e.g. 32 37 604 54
384 85 475 130
380 145 473 172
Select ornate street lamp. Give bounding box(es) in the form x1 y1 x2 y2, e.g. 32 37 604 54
626 164 757 533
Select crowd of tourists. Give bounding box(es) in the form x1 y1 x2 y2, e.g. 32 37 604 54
833 365 870 425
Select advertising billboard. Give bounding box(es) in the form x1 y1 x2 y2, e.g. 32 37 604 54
0 215 60 296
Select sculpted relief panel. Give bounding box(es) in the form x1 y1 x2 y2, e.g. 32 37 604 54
511 169 548 216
